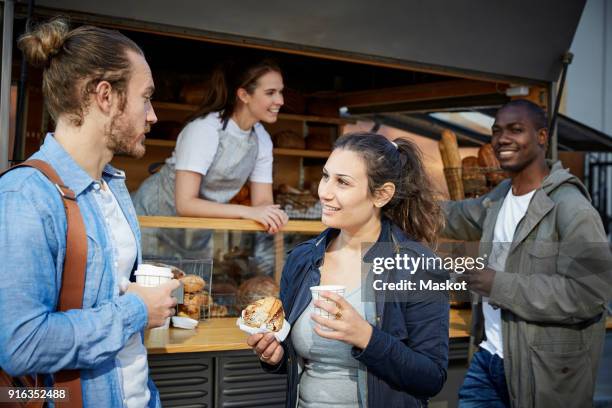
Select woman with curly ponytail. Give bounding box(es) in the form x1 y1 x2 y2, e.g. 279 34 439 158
335 133 444 246
247 132 449 407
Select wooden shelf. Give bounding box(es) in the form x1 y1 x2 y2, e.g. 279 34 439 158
278 113 354 125
273 148 330 158
138 216 325 233
143 138 331 158
153 101 198 111
145 138 176 147
152 101 354 125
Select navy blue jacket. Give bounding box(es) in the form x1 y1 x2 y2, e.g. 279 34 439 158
263 218 449 407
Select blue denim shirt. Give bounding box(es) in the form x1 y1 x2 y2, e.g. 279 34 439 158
0 135 160 408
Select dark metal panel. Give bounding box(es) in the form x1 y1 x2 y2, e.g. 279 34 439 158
148 353 213 407
216 350 287 408
31 0 584 83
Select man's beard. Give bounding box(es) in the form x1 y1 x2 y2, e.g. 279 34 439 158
105 112 148 159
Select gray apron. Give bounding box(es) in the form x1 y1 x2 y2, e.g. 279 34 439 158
133 123 259 259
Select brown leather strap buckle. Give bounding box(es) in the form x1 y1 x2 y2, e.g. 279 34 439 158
54 183 76 200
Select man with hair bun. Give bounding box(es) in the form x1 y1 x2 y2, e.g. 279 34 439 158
442 99 611 407
0 18 177 407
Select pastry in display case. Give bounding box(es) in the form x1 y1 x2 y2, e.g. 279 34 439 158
139 223 324 319
236 276 280 313
144 258 215 320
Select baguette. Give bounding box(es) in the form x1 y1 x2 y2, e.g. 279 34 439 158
441 130 462 168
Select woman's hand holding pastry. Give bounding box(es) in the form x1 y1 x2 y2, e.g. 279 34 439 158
246 204 289 233
311 291 373 350
247 332 284 364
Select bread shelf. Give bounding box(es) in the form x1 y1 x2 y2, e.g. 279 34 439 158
144 139 331 158
138 216 325 234
152 101 354 125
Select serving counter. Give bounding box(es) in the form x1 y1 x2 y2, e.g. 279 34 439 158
143 311 612 408
145 309 473 355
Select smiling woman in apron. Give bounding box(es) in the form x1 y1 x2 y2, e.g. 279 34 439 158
132 60 289 258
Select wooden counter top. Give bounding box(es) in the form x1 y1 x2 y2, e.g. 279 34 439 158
146 309 472 354
145 311 612 354
138 216 325 233
145 317 249 354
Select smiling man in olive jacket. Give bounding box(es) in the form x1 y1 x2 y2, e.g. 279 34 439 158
442 99 611 408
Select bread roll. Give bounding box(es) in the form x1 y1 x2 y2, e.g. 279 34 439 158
179 292 202 320
243 296 284 332
180 274 206 293
210 304 229 318
150 262 186 280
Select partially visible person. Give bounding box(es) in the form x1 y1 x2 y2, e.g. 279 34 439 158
442 99 611 408
132 60 288 258
0 18 179 407
247 133 450 407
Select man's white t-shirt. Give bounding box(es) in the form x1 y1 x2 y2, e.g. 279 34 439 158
165 112 273 183
95 181 150 408
479 187 536 358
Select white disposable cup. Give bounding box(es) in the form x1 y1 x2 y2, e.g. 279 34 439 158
135 264 173 329
310 285 346 320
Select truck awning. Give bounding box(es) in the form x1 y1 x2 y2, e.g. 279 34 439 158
358 110 612 152
31 0 586 83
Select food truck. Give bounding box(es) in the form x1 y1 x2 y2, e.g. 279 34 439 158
1 0 610 406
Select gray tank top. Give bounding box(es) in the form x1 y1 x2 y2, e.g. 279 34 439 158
292 286 365 408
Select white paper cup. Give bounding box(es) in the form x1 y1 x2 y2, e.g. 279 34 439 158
310 285 346 320
135 264 173 287
135 264 173 330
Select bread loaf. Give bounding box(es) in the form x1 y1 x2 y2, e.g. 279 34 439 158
478 144 507 185
236 276 280 310
477 144 500 168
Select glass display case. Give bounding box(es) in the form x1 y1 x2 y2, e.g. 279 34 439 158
139 216 325 318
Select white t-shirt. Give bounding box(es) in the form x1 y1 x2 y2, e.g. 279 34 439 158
94 181 150 408
166 112 273 183
480 187 536 359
